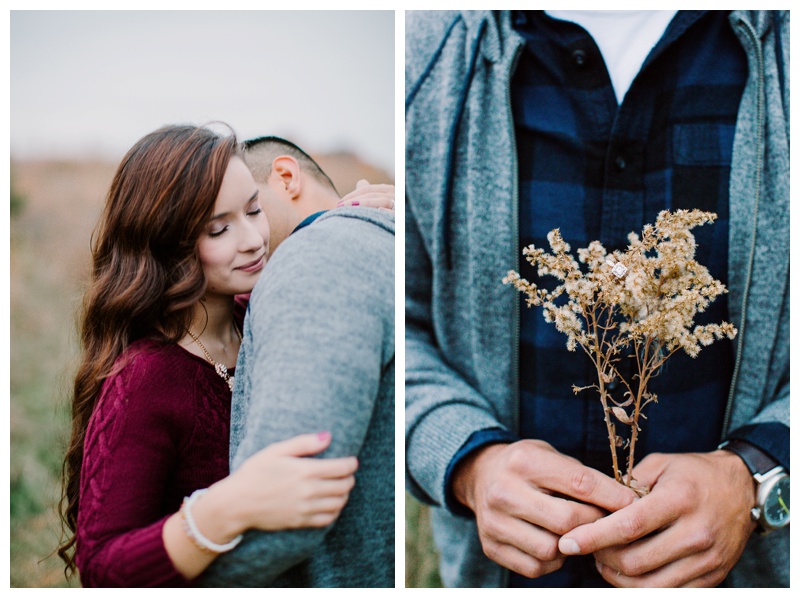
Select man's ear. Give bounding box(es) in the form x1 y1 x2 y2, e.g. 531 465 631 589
271 155 302 199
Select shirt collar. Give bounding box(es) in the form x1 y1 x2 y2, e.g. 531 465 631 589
292 210 327 235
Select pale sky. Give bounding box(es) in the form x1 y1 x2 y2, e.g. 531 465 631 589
10 10 395 175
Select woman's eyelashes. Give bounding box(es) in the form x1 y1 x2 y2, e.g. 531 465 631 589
246 196 263 217
208 226 228 238
208 202 262 237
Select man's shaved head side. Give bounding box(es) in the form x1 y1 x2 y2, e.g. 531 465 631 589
242 136 337 194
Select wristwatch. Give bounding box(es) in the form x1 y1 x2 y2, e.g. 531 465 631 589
720 439 790 534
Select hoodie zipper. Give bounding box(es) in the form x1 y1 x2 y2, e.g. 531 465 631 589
508 44 524 438
504 34 524 592
721 15 764 438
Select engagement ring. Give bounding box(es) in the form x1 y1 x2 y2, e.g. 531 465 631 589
606 259 628 279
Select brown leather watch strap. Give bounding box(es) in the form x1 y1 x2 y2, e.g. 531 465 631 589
721 438 779 476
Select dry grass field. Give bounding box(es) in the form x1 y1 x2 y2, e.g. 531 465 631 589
10 159 113 588
9 152 393 588
405 494 444 587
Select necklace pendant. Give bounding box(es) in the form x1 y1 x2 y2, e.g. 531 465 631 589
186 326 239 392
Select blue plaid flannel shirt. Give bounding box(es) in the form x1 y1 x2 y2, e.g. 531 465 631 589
443 10 767 587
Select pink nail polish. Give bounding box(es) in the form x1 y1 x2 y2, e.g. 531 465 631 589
352 201 360 206
317 431 331 442
336 200 344 207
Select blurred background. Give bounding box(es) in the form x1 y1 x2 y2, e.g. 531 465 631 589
8 10 393 587
406 495 444 587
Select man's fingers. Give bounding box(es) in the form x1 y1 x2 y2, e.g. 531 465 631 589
492 440 637 513
596 551 723 588
629 452 670 488
483 511 563 562
507 492 607 536
536 459 638 514
477 512 565 577
486 541 565 579
559 493 672 555
593 522 698 577
464 440 645 578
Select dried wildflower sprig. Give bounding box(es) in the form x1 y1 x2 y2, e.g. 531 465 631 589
503 210 737 492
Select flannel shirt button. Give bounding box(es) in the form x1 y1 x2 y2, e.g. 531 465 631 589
615 155 627 172
572 49 587 66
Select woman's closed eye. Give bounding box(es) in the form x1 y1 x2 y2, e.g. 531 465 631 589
208 224 228 238
246 196 263 217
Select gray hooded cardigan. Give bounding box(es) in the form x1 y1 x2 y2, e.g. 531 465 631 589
202 207 395 587
405 10 788 588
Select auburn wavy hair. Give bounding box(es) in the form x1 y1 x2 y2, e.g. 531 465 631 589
58 124 239 576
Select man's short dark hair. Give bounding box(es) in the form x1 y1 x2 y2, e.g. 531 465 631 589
242 136 337 194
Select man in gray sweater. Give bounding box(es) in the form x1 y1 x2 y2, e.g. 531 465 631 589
406 10 788 588
202 137 395 587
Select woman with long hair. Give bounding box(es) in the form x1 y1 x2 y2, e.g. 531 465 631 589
58 124 379 586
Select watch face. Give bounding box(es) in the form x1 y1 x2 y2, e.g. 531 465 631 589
764 476 790 528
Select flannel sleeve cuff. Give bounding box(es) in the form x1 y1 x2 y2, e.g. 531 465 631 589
443 427 520 517
724 422 789 470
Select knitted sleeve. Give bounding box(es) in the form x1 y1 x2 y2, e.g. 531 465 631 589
202 209 395 587
75 347 191 588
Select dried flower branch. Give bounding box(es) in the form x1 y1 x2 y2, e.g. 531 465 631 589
503 210 737 493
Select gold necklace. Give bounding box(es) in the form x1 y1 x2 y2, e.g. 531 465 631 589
186 324 242 391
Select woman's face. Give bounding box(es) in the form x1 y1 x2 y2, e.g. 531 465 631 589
197 156 270 297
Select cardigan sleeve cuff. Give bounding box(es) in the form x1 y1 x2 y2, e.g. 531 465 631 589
92 515 192 588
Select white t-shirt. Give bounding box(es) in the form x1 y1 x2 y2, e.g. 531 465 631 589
545 10 678 104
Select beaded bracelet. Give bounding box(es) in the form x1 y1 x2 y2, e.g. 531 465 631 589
180 489 243 554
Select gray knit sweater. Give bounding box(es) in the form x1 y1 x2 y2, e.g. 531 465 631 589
201 207 395 587
405 10 788 588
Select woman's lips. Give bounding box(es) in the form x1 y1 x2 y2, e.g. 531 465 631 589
236 255 265 273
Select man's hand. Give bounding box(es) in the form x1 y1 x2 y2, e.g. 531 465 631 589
558 450 757 587
337 179 395 211
452 440 637 579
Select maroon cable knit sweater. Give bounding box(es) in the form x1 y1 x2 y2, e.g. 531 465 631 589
75 303 245 587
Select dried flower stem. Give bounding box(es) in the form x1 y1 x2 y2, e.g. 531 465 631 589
503 210 737 491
